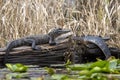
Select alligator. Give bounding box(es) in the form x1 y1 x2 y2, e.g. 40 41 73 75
1 28 70 65
73 35 111 59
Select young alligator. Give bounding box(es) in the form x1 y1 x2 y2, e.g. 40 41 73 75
73 35 111 59
1 28 70 65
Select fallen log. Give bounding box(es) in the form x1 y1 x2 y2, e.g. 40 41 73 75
0 41 73 67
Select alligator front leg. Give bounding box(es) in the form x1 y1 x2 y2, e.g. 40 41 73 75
49 37 56 45
24 39 41 50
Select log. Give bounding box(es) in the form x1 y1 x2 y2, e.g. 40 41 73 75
0 41 73 67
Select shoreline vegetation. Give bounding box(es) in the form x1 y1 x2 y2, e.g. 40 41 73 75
0 0 120 48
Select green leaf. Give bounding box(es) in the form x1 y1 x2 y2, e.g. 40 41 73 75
90 60 107 68
79 69 90 75
6 63 28 72
44 67 55 75
68 63 91 71
90 73 108 80
6 73 28 79
65 59 72 67
6 64 16 72
108 59 117 69
102 59 118 73
90 66 102 73
51 74 68 80
15 63 24 67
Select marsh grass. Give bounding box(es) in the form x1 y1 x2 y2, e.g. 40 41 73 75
0 0 120 48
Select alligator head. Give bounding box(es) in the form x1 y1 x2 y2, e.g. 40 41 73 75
48 27 71 45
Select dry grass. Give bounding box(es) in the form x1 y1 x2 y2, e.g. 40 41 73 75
0 0 120 48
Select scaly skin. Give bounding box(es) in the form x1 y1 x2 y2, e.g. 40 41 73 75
73 35 111 59
2 28 70 65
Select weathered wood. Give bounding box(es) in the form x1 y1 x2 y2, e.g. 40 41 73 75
0 41 73 67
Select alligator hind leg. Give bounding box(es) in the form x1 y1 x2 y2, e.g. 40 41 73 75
24 39 41 50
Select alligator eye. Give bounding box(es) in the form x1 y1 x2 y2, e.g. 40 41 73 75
57 28 62 30
59 28 62 29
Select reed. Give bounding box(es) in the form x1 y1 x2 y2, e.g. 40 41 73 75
0 0 119 47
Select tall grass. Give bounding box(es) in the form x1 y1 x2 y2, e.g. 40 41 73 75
0 0 120 48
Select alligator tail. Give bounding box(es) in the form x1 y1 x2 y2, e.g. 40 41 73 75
3 49 10 65
73 36 111 59
83 36 111 59
3 41 16 65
